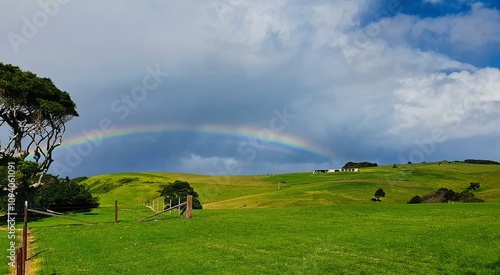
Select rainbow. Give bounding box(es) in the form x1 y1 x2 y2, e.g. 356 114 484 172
53 123 334 160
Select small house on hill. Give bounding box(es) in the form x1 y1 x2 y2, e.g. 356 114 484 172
313 168 359 174
313 169 329 174
341 168 359 172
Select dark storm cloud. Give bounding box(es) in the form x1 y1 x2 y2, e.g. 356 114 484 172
1 0 500 177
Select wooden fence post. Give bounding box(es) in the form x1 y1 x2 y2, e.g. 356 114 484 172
186 195 193 219
114 200 118 224
16 247 24 275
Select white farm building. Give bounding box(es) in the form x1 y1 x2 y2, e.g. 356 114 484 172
313 168 359 174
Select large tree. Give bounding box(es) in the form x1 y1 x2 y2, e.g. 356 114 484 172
158 180 203 209
0 62 78 192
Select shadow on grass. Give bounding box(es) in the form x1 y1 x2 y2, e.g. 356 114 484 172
486 258 500 270
28 248 50 261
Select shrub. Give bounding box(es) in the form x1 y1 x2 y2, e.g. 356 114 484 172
464 159 500 165
454 190 485 202
443 189 457 201
467 182 480 190
35 176 99 211
408 195 421 204
417 187 485 204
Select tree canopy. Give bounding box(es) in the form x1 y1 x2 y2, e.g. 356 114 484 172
375 188 385 199
342 161 378 169
467 182 480 191
34 175 99 211
158 180 203 209
0 62 78 184
463 159 500 165
0 157 44 208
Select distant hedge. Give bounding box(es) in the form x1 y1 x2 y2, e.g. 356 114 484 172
407 184 485 204
464 159 500 165
35 176 99 211
342 162 378 169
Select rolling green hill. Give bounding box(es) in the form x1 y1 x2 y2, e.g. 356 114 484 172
81 162 500 209
4 162 499 274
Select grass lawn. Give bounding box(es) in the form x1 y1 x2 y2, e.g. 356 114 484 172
2 163 499 274
29 203 500 274
0 228 16 275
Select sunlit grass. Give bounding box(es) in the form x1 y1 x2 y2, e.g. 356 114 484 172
30 203 500 274
2 162 499 273
84 163 500 210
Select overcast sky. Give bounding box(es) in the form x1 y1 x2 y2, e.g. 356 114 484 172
1 0 500 177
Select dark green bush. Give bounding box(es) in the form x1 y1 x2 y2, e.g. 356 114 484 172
443 189 457 201
34 176 99 211
467 182 480 190
454 190 484 202
464 159 500 165
408 195 421 204
342 161 378 169
375 188 385 198
415 187 485 204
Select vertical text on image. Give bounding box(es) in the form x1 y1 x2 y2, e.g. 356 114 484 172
6 162 17 267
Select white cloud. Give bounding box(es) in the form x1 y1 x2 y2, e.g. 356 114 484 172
377 3 500 55
391 67 500 137
1 0 500 176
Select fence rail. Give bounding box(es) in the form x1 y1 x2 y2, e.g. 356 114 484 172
27 208 98 225
137 202 187 222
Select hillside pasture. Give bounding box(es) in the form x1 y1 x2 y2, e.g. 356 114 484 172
3 163 499 274
28 203 500 274
81 163 500 209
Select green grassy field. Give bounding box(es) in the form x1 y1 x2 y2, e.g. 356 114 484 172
28 204 500 274
2 162 500 274
79 163 500 209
